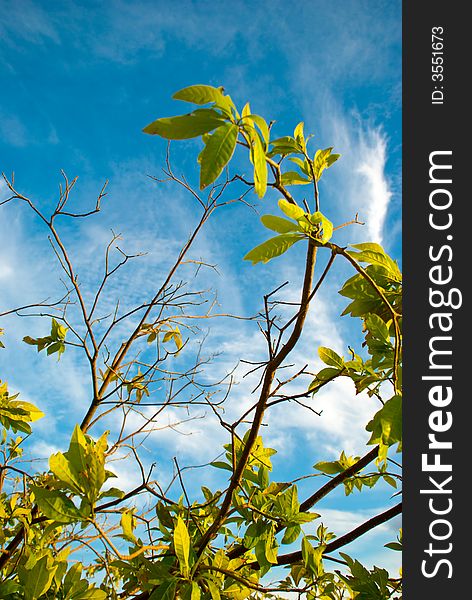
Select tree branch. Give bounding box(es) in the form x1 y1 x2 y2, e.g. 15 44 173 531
273 502 402 567
194 240 318 560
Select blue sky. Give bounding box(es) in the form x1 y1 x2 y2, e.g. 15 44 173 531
1 0 401 577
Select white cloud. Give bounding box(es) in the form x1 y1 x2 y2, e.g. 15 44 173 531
0 0 59 46
323 110 394 247
0 110 29 147
105 452 145 494
308 506 402 573
356 130 392 245
28 439 60 463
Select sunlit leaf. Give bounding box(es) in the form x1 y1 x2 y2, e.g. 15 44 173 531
277 199 305 221
293 121 305 149
120 509 137 543
248 114 270 146
366 395 402 449
31 486 84 523
250 130 268 198
282 524 301 545
280 171 311 185
318 347 344 369
143 109 225 139
260 215 301 234
173 85 226 105
21 556 58 600
49 452 83 495
199 123 238 189
174 516 191 577
244 234 303 265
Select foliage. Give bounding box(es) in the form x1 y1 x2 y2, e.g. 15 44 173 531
0 84 402 599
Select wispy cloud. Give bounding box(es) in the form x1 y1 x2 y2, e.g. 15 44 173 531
323 111 394 247
308 506 402 572
0 0 59 47
0 110 29 147
356 129 392 245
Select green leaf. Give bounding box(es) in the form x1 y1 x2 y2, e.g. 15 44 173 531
31 486 84 523
313 460 344 475
149 579 178 600
383 474 398 489
280 171 311 185
22 556 57 600
319 214 333 243
282 524 301 545
59 425 107 503
291 511 319 524
75 590 108 599
244 234 302 265
162 330 176 343
95 429 109 456
173 85 227 105
309 211 333 243
241 102 251 118
385 541 402 551
365 314 390 342
268 136 302 157
308 367 342 393
289 156 311 175
49 452 83 495
120 509 137 543
260 215 301 234
46 341 65 358
0 581 21 596
326 153 341 167
351 242 385 253
51 317 67 340
318 347 344 369
63 562 83 593
184 582 201 600
338 553 391 598
199 123 238 189
250 129 268 198
12 400 44 422
243 522 262 550
174 516 191 577
314 147 341 179
283 485 299 516
349 244 402 282
339 269 399 319
301 537 325 577
66 425 88 478
22 318 67 359
162 326 183 352
99 487 125 500
206 579 221 600
210 461 232 471
366 395 402 448
258 464 269 488
293 121 305 149
278 199 305 221
143 109 225 139
249 114 269 146
264 535 279 564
